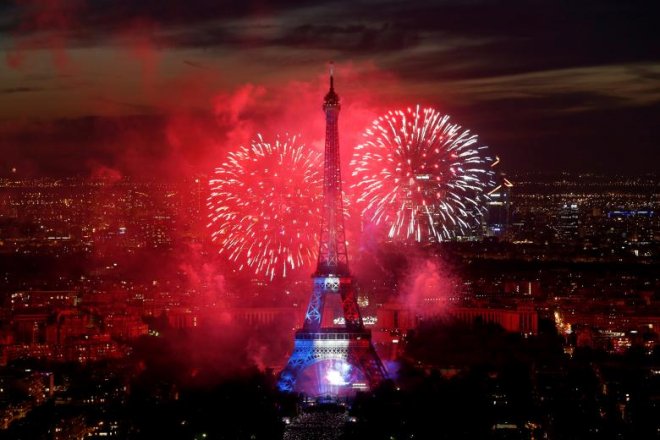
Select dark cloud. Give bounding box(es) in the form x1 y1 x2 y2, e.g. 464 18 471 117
91 97 159 113
1 86 42 94
183 60 214 70
1 0 327 43
273 23 420 53
1 0 659 174
4 0 659 78
368 1 660 81
444 96 660 174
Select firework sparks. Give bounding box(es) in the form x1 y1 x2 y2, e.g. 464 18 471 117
350 106 495 242
207 134 323 280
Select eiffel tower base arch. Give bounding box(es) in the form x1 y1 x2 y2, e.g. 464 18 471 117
278 329 388 393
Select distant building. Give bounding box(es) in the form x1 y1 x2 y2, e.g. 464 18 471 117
377 301 538 335
503 280 542 297
446 305 538 335
103 314 149 339
485 175 513 238
228 307 301 327
556 203 579 242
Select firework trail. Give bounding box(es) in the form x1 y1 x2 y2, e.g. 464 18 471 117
350 106 495 242
208 134 323 280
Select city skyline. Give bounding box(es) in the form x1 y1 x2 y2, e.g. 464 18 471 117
0 0 659 177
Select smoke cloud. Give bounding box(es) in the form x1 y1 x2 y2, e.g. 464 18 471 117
400 256 458 317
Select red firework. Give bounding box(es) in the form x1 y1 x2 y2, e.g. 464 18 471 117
207 134 323 279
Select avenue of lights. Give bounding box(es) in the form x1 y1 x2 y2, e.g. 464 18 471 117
350 106 496 242
207 134 323 280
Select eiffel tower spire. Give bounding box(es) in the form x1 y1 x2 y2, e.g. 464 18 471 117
303 66 361 331
316 61 349 278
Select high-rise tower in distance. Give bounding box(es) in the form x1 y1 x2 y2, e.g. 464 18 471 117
278 65 388 394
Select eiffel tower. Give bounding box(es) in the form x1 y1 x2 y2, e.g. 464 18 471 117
278 66 388 393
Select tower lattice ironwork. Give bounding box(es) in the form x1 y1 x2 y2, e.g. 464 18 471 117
278 66 388 393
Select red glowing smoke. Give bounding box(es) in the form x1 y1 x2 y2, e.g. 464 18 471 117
6 0 84 71
178 242 227 304
400 257 457 317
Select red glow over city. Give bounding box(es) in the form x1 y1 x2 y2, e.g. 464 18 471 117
0 1 658 438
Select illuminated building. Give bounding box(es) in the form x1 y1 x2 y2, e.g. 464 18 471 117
556 202 580 242
446 305 538 335
278 67 388 395
503 280 541 297
227 307 300 326
377 302 539 336
485 173 513 238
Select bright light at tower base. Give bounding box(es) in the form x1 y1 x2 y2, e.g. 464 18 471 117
326 367 349 386
296 359 366 397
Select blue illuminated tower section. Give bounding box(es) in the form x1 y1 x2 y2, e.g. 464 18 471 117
278 66 388 393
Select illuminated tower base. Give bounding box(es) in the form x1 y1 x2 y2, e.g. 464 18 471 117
279 328 387 393
279 276 387 393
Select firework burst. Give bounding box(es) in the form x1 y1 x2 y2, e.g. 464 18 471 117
350 106 495 242
207 134 323 279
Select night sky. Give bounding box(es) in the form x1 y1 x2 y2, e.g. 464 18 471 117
0 0 658 177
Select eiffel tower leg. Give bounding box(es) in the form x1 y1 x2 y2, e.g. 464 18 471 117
339 282 362 329
348 343 389 389
278 339 313 392
278 361 299 392
303 278 327 331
